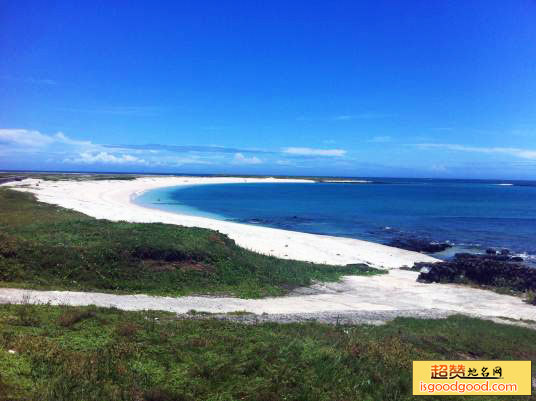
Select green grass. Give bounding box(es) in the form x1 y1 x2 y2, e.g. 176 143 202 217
528 291 536 305
0 303 535 401
0 188 381 298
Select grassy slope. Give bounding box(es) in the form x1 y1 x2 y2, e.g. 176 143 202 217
0 188 380 298
1 304 535 401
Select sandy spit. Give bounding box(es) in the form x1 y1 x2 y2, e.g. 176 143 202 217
4 176 535 326
4 176 439 269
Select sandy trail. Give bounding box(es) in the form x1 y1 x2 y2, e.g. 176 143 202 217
2 176 535 326
1 270 535 325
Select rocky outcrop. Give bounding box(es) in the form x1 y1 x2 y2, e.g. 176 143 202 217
388 238 452 253
415 253 536 292
0 176 24 185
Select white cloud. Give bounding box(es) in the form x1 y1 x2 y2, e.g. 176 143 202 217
25 78 56 85
0 129 96 150
368 136 392 143
54 132 93 147
0 129 55 147
282 147 346 157
151 155 215 166
1 76 57 85
172 157 214 165
430 164 448 172
275 159 294 166
416 143 536 160
66 152 147 165
232 153 262 164
1 128 354 168
333 115 354 121
58 106 159 116
333 113 393 121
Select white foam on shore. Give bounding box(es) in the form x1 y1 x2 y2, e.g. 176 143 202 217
4 176 439 269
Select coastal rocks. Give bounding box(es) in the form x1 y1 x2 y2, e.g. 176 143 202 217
415 253 536 292
0 176 24 185
486 248 511 256
388 238 452 254
235 215 314 227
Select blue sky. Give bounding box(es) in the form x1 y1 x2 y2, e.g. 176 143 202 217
1 0 536 178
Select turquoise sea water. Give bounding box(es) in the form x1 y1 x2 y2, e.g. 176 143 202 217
134 178 536 262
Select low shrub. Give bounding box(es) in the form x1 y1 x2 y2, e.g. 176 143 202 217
57 309 96 327
527 291 536 305
115 322 139 338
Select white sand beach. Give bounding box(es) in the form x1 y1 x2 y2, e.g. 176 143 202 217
3 176 536 325
4 176 439 269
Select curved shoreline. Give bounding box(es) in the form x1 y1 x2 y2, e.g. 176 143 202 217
4 176 439 269
132 183 228 221
4 176 536 324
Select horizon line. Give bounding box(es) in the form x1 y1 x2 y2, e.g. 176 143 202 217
0 169 534 182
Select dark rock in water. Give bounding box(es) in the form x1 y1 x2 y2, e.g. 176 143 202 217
486 248 497 255
0 176 24 185
500 249 510 255
415 253 536 292
455 252 519 262
388 238 452 253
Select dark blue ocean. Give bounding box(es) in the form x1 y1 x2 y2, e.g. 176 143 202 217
134 178 536 263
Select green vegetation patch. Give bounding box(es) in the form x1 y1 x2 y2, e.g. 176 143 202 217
0 188 381 297
0 304 535 401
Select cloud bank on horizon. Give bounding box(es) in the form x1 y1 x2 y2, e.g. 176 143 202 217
2 128 536 179
0 128 348 170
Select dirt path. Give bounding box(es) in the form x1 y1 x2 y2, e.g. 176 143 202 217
1 270 534 326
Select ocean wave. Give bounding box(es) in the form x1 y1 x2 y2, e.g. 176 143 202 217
513 252 536 261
